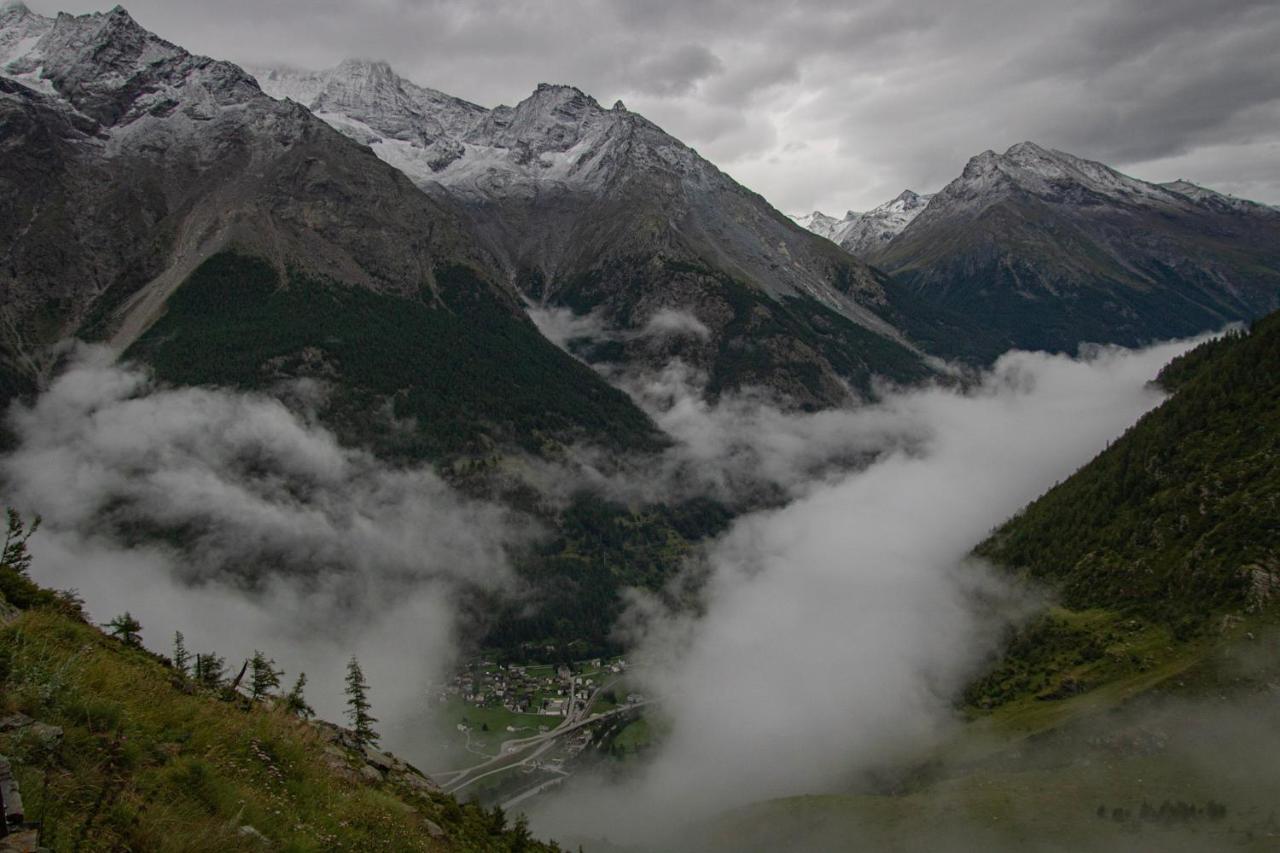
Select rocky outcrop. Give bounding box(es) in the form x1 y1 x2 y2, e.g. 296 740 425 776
311 721 442 799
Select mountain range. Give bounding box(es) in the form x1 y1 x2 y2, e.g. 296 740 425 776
799 142 1280 353
0 3 664 460
6 5 1277 446
251 60 966 404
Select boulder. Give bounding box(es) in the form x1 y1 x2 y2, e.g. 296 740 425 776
24 724 62 750
0 828 42 853
362 746 395 773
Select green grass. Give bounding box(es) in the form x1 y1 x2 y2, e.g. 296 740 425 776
610 719 652 755
0 583 559 851
438 699 554 758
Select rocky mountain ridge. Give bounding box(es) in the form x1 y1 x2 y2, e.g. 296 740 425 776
254 59 976 404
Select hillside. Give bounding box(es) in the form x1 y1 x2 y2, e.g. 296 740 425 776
0 550 561 852
976 312 1280 629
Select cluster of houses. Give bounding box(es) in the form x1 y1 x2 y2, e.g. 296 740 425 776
439 658 629 718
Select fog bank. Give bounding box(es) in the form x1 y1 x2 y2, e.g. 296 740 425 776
530 338 1202 846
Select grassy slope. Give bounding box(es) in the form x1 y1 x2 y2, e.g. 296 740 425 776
0 569 560 852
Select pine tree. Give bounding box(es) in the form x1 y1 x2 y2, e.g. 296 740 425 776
173 631 191 677
194 652 226 689
106 612 142 647
248 650 282 701
344 656 379 747
285 673 315 719
1 509 40 574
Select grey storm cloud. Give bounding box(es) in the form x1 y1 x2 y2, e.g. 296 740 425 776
45 0 1280 212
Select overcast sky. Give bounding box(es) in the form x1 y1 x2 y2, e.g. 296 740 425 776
49 0 1280 214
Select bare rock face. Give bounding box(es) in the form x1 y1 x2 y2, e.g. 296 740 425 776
311 720 441 794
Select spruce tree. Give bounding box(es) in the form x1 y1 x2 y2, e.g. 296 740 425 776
285 673 315 719
1 509 39 574
194 652 227 689
106 612 143 647
248 650 282 701
344 656 379 747
173 631 191 677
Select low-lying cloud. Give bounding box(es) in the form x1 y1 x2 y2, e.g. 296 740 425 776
0 331 1211 842
528 337 1203 846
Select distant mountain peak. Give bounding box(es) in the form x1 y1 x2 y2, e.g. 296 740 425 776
794 190 935 257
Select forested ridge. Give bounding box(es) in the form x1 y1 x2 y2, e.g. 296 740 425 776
978 311 1280 629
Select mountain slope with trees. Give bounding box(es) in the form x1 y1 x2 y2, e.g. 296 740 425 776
976 311 1280 629
255 61 999 400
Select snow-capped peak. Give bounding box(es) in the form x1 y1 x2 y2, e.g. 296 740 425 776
793 190 935 257
253 60 714 201
790 210 842 240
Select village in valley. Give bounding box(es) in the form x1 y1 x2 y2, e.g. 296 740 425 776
441 657 637 720
425 655 654 806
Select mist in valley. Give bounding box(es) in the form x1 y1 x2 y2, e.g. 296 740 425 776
0 332 1242 850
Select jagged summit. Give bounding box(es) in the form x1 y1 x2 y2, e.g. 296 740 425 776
2 3 261 125
790 210 842 240
256 59 707 203
1004 139 1052 158
931 139 1204 217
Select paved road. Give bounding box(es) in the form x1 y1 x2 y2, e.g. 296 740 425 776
436 676 647 795
499 772 569 811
